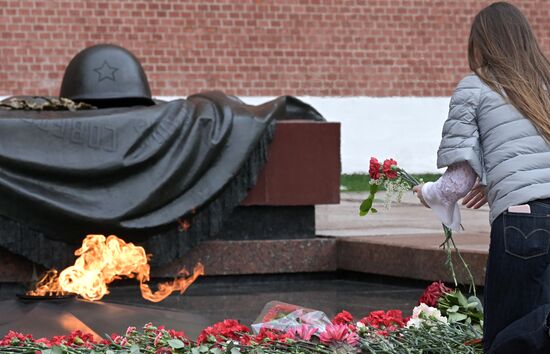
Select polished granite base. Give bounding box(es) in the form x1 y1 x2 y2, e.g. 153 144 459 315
0 296 209 340
0 273 437 338
0 233 487 286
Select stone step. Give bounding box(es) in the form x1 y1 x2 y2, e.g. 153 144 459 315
156 233 489 286
337 233 488 286
1 234 488 286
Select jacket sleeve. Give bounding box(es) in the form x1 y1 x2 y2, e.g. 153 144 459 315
437 74 485 182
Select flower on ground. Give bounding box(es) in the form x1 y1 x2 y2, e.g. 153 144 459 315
154 332 163 346
332 310 353 325
419 281 453 307
406 303 448 328
285 325 318 341
254 328 292 344
66 330 95 347
0 331 33 346
359 310 408 336
261 303 300 322
167 329 186 339
319 324 359 346
197 319 250 344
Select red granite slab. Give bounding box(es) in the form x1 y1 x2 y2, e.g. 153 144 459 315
337 234 488 286
0 235 488 287
154 238 338 277
242 121 341 206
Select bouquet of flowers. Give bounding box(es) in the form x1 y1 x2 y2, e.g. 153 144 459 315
251 301 332 334
359 157 476 293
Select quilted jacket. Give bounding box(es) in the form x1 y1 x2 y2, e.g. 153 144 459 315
437 73 550 224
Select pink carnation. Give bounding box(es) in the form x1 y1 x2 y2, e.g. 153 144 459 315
286 325 318 341
319 324 359 346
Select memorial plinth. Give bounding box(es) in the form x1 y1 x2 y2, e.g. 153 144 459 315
0 119 342 281
218 120 341 241
243 120 340 206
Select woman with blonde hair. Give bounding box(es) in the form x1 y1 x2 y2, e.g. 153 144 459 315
414 2 550 352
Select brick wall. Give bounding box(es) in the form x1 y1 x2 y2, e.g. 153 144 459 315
1 0 549 97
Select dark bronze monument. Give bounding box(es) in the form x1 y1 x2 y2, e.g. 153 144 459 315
0 43 340 339
0 44 338 271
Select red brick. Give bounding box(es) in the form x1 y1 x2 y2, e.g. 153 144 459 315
0 0 548 97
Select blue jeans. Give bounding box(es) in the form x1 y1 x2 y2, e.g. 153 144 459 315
484 199 550 353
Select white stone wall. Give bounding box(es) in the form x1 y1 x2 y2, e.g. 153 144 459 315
242 96 451 174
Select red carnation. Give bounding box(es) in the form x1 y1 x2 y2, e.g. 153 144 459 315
369 157 381 180
332 310 353 325
167 329 186 339
0 331 34 346
254 328 291 344
419 281 453 307
155 348 173 354
382 159 398 180
359 309 407 336
197 319 250 344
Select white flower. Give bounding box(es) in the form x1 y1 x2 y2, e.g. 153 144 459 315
383 179 410 210
369 178 383 186
405 318 423 328
406 303 448 328
356 321 367 334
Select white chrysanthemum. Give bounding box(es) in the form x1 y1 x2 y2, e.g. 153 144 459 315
406 303 448 328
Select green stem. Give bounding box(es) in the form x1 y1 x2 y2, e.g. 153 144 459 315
447 228 477 296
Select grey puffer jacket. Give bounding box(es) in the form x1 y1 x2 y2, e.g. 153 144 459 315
437 73 550 224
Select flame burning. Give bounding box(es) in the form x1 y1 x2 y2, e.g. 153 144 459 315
27 234 204 302
27 269 69 297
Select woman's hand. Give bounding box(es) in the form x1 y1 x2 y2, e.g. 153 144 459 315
412 184 430 208
462 179 487 209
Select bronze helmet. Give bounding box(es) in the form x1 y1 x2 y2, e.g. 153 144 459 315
60 44 154 108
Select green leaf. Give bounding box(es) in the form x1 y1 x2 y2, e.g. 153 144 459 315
130 343 141 354
359 197 373 212
41 350 52 354
468 295 484 312
168 339 185 349
371 207 378 213
448 305 459 313
456 290 469 307
106 350 115 354
448 312 468 322
230 348 241 354
359 197 373 216
191 348 200 354
51 347 63 354
210 348 222 354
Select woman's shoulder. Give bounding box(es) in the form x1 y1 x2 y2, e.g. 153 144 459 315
450 73 485 109
455 73 485 92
